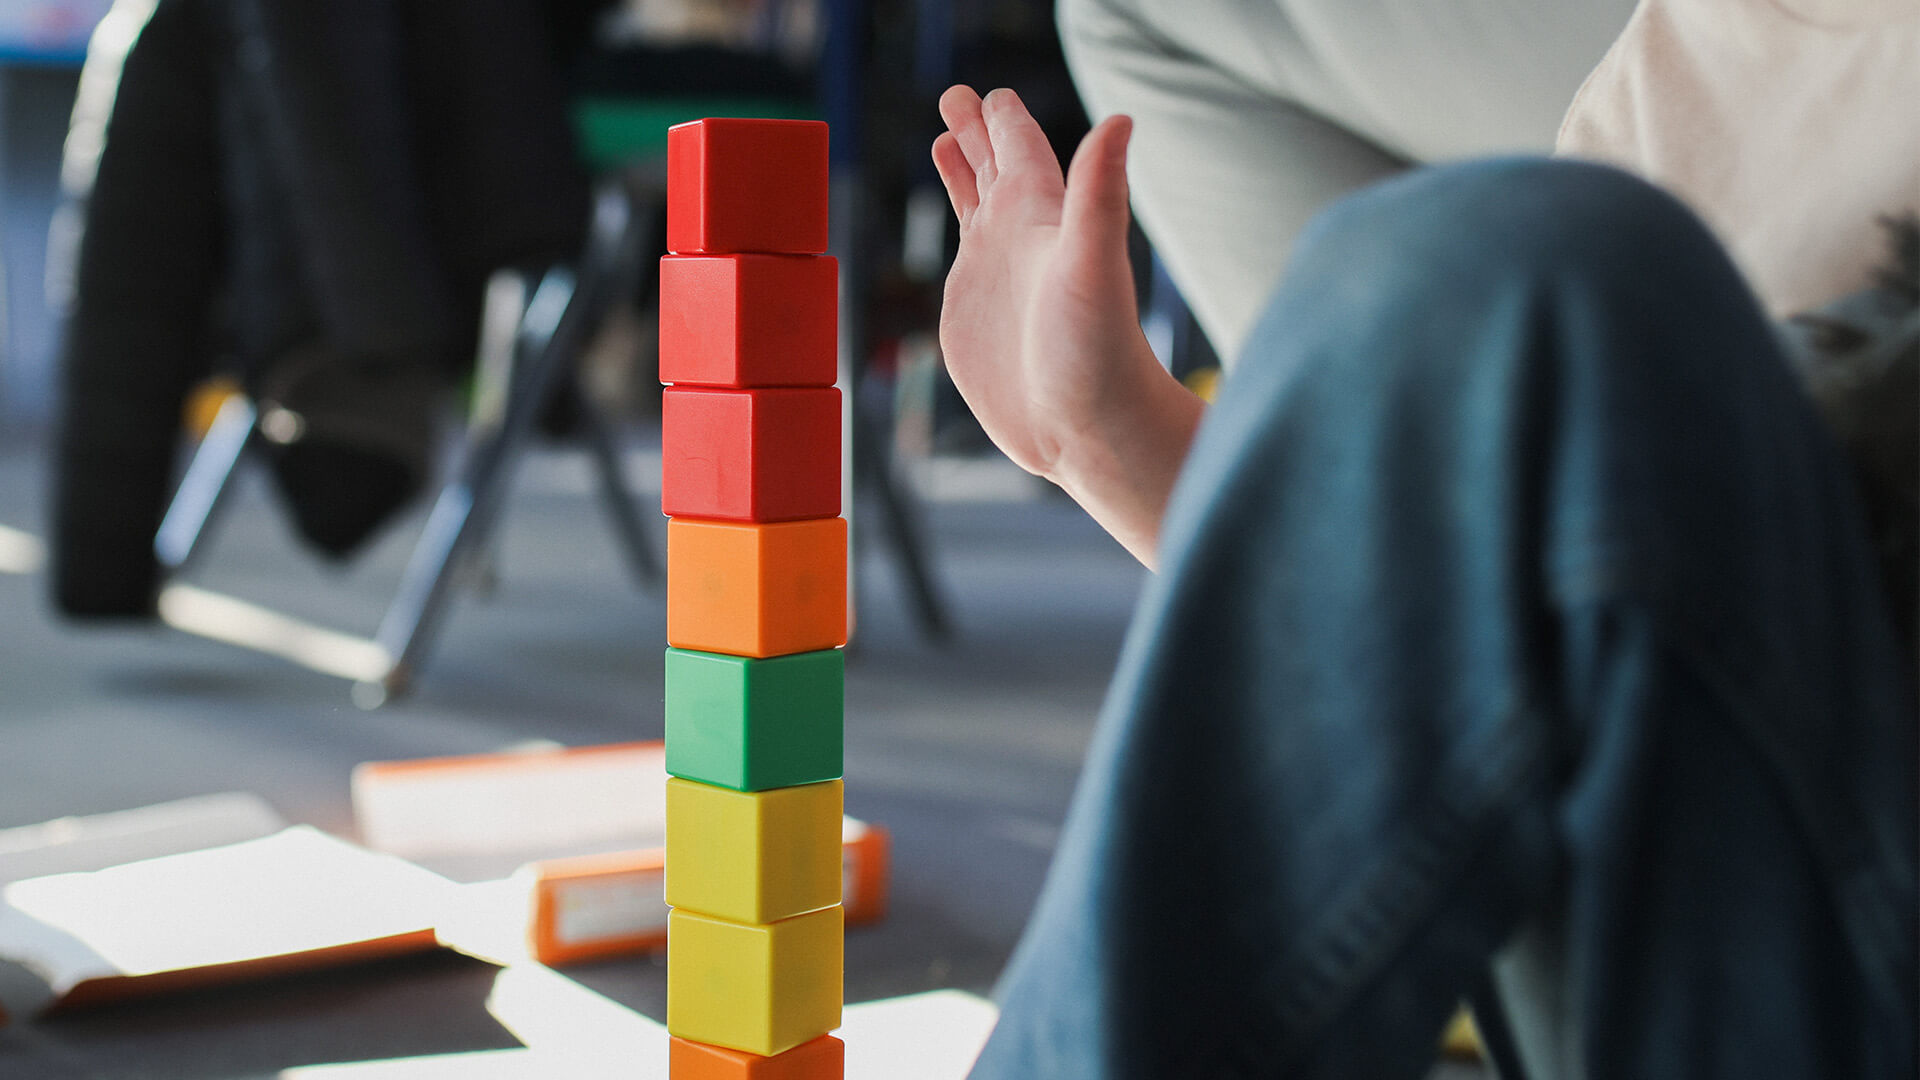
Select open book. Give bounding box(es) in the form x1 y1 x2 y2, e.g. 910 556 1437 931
0 794 451 1021
353 741 889 966
0 742 892 1020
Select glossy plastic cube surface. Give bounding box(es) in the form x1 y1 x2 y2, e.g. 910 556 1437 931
665 777 842 924
668 119 829 255
666 518 848 659
666 648 843 791
668 1034 844 1079
667 906 843 1056
661 387 841 522
659 255 838 387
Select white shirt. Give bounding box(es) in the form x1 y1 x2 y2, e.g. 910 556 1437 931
1556 0 1920 315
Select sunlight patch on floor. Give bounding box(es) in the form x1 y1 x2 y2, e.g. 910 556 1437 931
284 971 997 1079
0 524 45 575
156 584 392 683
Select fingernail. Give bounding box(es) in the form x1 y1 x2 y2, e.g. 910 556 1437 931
983 88 1012 113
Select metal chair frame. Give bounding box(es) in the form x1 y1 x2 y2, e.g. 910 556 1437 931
154 183 660 705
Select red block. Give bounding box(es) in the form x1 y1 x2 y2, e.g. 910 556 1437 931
662 387 841 522
668 119 829 255
660 255 838 388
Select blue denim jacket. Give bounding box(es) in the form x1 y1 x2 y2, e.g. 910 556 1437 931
968 160 1916 1080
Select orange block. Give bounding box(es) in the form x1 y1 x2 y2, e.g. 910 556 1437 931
671 1034 844 1079
667 518 847 658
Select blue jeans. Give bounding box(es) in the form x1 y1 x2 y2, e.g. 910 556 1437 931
968 159 1916 1079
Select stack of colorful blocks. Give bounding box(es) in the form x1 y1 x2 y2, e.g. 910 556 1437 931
659 118 848 1079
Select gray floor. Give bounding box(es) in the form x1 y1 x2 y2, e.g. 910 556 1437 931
0 433 1141 1078
0 434 1491 1079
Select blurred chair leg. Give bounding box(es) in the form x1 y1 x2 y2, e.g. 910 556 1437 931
454 268 536 598
153 186 647 705
365 267 581 704
1466 973 1533 1080
834 166 952 644
154 394 258 573
855 405 951 641
370 185 647 703
579 393 660 586
362 462 486 705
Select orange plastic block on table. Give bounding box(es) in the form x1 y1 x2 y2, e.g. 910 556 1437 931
667 518 847 658
669 1034 844 1079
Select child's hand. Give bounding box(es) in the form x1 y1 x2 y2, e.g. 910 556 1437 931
933 87 1158 481
933 86 1202 566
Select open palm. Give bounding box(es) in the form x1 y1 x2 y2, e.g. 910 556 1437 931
932 87 1159 482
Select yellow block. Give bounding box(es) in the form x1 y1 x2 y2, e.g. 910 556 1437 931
667 905 843 1056
665 777 843 924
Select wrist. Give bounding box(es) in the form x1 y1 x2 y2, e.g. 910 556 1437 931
1043 357 1205 568
1046 356 1198 490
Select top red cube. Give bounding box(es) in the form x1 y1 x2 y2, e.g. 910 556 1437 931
667 119 830 255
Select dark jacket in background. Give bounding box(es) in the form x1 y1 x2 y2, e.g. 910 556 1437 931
50 0 598 616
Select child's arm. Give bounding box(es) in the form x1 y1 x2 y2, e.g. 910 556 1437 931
933 86 1205 569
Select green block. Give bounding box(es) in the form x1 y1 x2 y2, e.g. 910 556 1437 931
665 648 843 792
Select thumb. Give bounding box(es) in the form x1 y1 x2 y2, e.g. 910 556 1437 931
1060 115 1133 261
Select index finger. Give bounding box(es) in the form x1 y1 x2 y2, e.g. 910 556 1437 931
938 85 997 188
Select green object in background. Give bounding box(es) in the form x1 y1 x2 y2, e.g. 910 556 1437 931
665 646 843 792
572 97 820 171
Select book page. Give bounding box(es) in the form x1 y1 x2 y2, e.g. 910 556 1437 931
355 746 668 865
0 793 285 887
1 827 451 990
